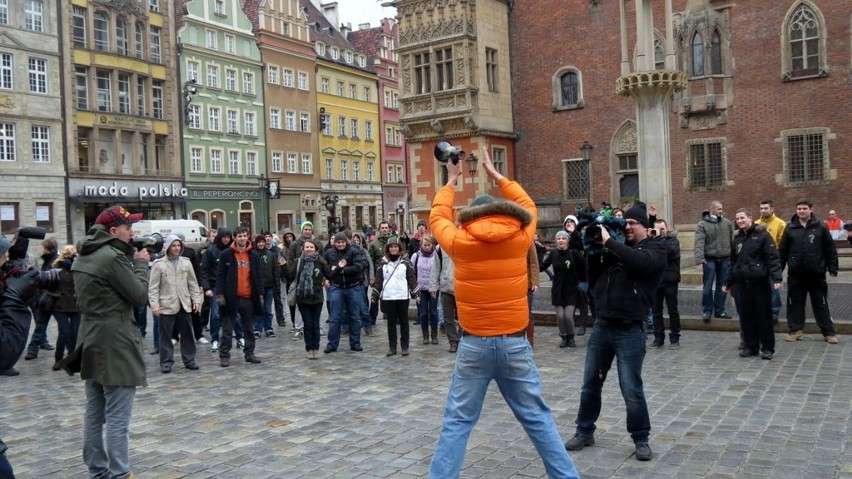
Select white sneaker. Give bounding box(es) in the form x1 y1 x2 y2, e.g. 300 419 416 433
237 338 245 349
292 330 303 341
197 337 210 344
210 340 219 352
171 339 178 345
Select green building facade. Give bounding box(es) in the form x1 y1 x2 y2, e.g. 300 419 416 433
179 0 269 235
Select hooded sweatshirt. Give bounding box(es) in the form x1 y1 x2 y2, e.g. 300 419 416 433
148 235 203 315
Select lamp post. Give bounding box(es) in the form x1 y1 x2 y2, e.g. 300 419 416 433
323 194 339 236
580 140 594 212
182 79 197 123
396 205 405 233
466 153 479 177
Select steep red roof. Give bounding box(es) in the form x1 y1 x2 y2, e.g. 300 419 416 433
299 0 372 73
240 0 262 34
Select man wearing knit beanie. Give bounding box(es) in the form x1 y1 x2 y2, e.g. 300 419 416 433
285 220 315 262
564 200 666 462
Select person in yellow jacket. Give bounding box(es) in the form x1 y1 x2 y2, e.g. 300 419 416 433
427 147 579 479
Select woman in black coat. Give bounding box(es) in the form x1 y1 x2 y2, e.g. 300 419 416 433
542 231 585 348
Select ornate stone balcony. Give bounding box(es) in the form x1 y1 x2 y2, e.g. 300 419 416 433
615 70 687 97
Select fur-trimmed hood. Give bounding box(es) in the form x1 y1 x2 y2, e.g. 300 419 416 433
457 200 533 243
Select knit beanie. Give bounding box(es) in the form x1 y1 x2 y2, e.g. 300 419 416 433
300 221 313 233
624 202 649 228
254 234 266 246
333 232 348 242
563 215 578 228
555 230 571 241
470 194 496 207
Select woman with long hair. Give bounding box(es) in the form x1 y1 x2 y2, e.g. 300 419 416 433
283 239 331 359
51 245 80 370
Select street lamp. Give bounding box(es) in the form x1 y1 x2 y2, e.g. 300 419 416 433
580 141 594 212
182 79 197 123
466 153 478 177
396 205 405 232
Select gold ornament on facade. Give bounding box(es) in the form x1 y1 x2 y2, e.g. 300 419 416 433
615 70 687 97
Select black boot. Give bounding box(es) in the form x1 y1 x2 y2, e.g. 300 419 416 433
566 335 576 348
559 336 569 348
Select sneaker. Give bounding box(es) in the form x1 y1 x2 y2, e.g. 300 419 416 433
634 442 652 461
785 330 803 342
265 330 276 338
171 338 178 345
650 339 664 348
185 362 200 370
292 331 303 341
24 352 37 360
760 350 774 360
715 312 733 319
825 336 839 344
197 337 210 344
149 347 159 355
564 433 595 451
39 343 55 351
210 340 219 352
739 349 758 358
401 348 409 356
0 368 20 376
237 338 245 349
702 313 711 323
323 346 336 354
350 345 363 352
254 331 262 338
670 341 680 350
386 349 397 357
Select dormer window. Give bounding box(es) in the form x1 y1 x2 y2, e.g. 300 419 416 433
316 42 326 56
330 47 339 60
358 55 366 67
345 51 353 63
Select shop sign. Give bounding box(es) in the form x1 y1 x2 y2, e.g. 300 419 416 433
82 182 188 199
98 114 152 130
189 189 261 199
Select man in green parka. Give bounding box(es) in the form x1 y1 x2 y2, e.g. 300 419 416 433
60 205 150 479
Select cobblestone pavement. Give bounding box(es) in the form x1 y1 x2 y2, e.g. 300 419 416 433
3 319 852 478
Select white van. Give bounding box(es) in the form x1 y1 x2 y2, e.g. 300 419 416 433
132 219 209 244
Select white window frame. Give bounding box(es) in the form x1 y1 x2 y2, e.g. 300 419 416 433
367 162 374 182
187 104 201 129
214 0 225 16
325 158 333 179
0 123 16 162
244 112 256 136
321 77 329 93
152 81 163 119
149 26 161 63
340 159 348 180
271 151 283 173
297 71 308 90
207 64 219 89
300 112 310 132
242 72 254 94
228 150 240 175
269 108 281 129
206 29 218 50
210 149 223 173
96 71 111 112
282 69 294 88
187 61 200 83
285 110 296 131
74 67 87 109
226 109 239 134
28 57 47 94
190 147 204 173
0 0 8 26
267 65 279 84
208 106 221 132
25 0 44 32
301 153 312 174
353 160 361 181
224 34 236 54
0 54 10 90
117 74 130 113
93 12 109 52
31 125 49 163
365 121 373 141
246 151 257 176
350 118 359 139
286 152 297 173
225 69 236 91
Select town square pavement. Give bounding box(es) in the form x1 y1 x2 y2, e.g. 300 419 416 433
3 318 852 478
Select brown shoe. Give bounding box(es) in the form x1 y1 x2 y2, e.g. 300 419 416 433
785 330 803 342
448 342 458 353
825 336 839 344
219 358 230 367
245 355 262 364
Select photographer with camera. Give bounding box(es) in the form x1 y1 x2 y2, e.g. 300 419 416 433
22 237 59 361
564 202 666 462
1 235 41 476
57 205 150 479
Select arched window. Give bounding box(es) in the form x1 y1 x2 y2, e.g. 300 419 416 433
653 35 665 70
788 4 821 77
710 30 722 74
552 66 584 110
93 12 109 52
116 17 127 55
135 21 145 59
691 32 704 77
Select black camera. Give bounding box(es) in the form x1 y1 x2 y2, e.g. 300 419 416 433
434 141 466 165
132 233 164 255
37 269 61 291
581 216 627 254
8 226 47 263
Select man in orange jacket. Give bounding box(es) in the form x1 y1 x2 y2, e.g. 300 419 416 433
427 147 579 479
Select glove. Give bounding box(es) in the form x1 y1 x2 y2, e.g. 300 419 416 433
3 269 39 304
215 294 226 307
578 282 589 293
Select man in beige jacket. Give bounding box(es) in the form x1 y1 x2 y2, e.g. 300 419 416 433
149 235 203 373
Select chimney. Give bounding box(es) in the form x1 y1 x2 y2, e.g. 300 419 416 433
321 1 339 31
340 21 352 37
358 22 371 30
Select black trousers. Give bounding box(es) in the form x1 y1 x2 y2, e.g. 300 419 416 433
159 308 197 367
384 299 410 351
739 279 774 353
786 273 835 336
220 298 256 359
652 283 681 341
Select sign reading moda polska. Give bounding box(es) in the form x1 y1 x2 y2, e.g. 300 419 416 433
81 182 188 199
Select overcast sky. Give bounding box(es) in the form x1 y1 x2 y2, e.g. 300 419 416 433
336 0 398 29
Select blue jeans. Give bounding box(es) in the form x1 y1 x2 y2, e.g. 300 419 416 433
209 299 242 342
83 380 136 479
418 291 439 334
575 321 650 443
254 287 274 333
326 285 363 350
701 259 730 316
0 450 13 479
53 311 81 362
26 306 52 354
429 334 580 479
356 285 371 333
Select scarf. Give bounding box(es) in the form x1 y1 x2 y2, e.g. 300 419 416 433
296 252 319 298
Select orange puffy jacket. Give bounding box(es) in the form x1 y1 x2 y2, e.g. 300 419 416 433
429 178 535 337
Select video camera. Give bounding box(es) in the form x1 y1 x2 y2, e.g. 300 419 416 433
580 215 627 255
132 233 164 255
434 141 466 165
2 226 61 291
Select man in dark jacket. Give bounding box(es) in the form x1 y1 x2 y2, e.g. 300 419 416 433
407 220 428 258
252 235 280 338
0 235 40 473
650 219 681 349
779 200 839 344
723 209 783 359
286 221 314 262
565 201 666 462
177 233 206 344
199 227 241 352
215 226 264 367
23 237 59 360
323 231 365 353
59 205 150 479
